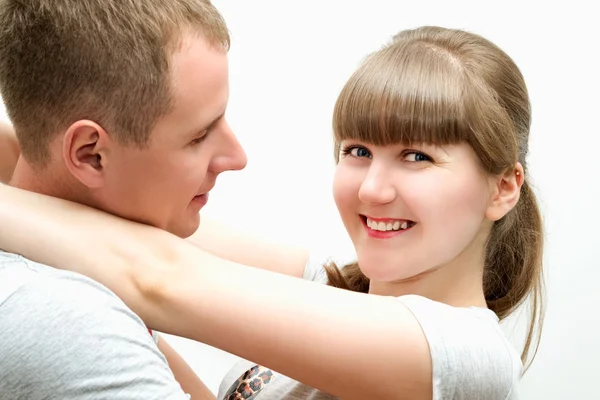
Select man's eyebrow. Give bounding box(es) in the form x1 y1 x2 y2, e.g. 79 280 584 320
187 111 225 139
203 111 225 132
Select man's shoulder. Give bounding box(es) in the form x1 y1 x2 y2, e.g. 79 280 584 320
0 249 149 348
0 250 121 307
0 252 188 399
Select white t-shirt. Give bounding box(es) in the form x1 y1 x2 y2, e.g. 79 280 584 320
0 251 189 400
218 254 522 400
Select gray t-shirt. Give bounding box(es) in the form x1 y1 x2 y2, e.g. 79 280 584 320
218 254 522 400
0 251 189 399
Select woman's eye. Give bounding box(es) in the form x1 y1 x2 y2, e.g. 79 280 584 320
344 146 371 158
404 152 431 162
354 147 371 158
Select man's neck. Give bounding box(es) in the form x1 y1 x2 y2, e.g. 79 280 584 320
11 156 80 203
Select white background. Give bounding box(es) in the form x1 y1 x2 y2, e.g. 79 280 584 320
2 1 599 398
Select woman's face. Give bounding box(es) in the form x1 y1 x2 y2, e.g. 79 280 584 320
333 140 497 287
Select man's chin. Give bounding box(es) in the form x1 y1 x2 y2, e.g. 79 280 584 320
166 214 200 239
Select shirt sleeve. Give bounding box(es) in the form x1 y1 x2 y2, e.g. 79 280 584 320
0 271 189 400
397 295 522 400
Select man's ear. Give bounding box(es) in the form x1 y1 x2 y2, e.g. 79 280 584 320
486 162 525 221
62 120 111 188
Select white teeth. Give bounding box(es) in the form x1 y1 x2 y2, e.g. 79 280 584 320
366 218 412 232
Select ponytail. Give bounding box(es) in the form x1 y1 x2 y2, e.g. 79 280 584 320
484 180 544 371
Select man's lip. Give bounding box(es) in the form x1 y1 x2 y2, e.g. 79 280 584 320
191 193 209 209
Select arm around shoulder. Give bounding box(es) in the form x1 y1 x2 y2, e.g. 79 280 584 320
140 244 433 400
0 186 432 400
188 217 310 278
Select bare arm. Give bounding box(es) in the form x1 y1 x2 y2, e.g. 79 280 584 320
158 336 216 400
0 122 19 184
0 184 432 400
188 218 309 278
0 119 308 277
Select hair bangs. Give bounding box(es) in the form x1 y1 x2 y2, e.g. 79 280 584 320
333 43 472 150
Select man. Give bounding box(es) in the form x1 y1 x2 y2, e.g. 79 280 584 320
0 1 246 399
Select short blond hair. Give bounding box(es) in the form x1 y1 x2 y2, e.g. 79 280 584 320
0 0 230 165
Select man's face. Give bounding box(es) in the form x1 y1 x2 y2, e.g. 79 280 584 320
95 35 247 238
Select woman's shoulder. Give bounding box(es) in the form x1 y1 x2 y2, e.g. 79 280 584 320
398 294 522 400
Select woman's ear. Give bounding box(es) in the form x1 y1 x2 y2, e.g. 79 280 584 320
486 162 524 221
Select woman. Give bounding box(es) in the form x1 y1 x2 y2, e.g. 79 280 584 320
0 26 543 399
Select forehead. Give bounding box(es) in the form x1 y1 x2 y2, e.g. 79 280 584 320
151 34 230 143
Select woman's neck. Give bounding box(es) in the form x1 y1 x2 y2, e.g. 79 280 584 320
368 242 488 309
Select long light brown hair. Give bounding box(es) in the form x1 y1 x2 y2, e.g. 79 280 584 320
325 26 544 371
